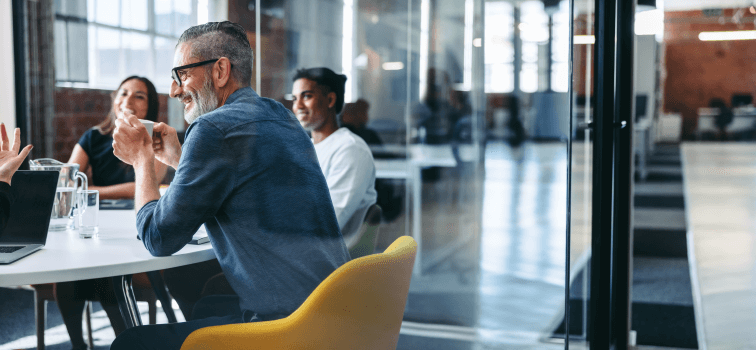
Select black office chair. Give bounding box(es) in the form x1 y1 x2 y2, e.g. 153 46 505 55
23 284 96 350
731 93 753 108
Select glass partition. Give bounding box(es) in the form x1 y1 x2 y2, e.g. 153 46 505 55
567 0 594 348
255 0 572 347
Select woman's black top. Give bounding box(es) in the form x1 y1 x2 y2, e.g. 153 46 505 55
78 128 135 186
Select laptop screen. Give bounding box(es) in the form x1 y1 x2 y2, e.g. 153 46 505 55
0 171 59 244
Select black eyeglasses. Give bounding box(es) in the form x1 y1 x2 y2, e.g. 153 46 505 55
171 59 220 87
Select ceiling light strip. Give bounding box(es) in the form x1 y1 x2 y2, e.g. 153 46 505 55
699 31 756 41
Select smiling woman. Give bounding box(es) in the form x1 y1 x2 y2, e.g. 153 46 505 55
67 76 167 200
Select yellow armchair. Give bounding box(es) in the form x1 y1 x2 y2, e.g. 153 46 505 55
180 236 417 350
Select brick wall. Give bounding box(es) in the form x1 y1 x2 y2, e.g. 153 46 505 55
228 0 289 101
53 87 169 162
664 9 756 139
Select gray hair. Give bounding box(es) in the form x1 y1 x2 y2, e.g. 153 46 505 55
177 21 253 87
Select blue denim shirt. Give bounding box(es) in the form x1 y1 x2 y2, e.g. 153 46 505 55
136 87 350 317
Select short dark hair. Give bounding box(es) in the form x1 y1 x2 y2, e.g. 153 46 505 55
178 21 253 87
97 76 159 135
293 67 347 114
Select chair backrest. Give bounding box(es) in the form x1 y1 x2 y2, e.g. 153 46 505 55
181 236 417 350
348 203 382 259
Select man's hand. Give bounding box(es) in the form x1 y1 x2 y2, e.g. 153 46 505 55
112 113 154 167
152 122 182 169
0 124 33 185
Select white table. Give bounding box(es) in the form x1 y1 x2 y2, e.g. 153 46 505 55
0 210 215 328
697 108 756 139
373 144 462 275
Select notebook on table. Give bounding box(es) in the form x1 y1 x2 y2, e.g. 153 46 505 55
0 170 59 264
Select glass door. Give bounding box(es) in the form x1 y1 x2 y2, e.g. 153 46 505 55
566 0 594 348
252 0 578 348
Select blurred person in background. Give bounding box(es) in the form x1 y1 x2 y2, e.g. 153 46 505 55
340 98 382 146
709 98 733 141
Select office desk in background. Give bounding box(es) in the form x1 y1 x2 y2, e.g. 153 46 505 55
373 144 474 275
0 210 215 329
696 107 756 139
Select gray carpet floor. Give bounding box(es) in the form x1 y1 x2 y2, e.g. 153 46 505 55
631 144 697 349
0 286 175 349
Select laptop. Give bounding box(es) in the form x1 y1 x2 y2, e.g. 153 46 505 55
0 170 59 264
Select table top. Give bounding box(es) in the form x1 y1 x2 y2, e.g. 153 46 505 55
375 159 412 179
372 144 466 180
0 210 216 287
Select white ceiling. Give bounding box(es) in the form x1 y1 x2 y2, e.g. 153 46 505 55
663 0 754 11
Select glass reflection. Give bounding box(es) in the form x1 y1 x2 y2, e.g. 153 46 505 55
568 0 594 348
254 0 570 348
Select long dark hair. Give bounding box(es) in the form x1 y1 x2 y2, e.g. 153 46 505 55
96 76 159 135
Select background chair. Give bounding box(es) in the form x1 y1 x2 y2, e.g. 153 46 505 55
20 284 94 350
348 203 382 259
180 236 417 350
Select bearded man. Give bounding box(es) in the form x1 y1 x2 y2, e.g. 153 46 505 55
110 21 349 350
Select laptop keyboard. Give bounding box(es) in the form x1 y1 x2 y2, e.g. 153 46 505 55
0 246 24 253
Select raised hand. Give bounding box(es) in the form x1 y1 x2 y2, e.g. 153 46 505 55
0 124 33 185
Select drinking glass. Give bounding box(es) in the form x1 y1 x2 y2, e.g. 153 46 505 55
78 190 99 238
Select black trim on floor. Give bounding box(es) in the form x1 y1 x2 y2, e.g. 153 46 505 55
634 195 685 208
634 229 688 258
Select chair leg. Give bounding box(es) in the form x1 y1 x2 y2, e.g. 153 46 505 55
145 271 178 323
85 301 94 349
148 299 157 325
34 292 46 350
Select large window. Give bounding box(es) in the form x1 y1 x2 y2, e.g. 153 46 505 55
484 1 514 93
550 0 569 92
519 0 549 93
55 0 211 92
484 0 569 94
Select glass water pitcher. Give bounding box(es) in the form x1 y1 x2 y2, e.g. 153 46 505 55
29 158 88 231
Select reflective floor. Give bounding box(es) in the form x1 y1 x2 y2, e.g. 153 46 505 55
392 141 569 349
682 142 756 350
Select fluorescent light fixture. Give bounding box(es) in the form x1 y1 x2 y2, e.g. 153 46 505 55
382 62 404 70
473 38 482 47
342 0 354 102
699 30 756 41
462 0 473 91
574 35 595 44
419 0 430 100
